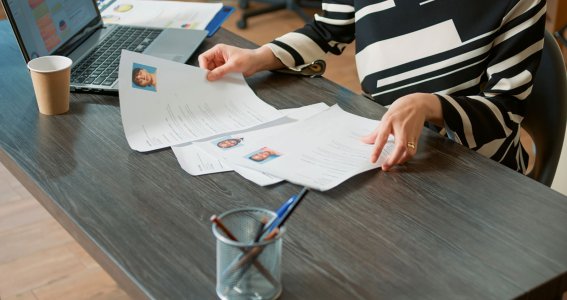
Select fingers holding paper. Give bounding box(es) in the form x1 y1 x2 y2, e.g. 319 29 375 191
362 93 443 171
198 44 285 81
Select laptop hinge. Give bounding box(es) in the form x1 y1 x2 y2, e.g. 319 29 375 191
54 19 104 58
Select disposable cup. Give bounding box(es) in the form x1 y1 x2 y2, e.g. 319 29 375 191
27 56 72 115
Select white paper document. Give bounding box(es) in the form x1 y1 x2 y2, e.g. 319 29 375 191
171 144 232 175
119 51 283 152
100 0 222 30
221 105 394 191
172 142 281 186
172 103 330 186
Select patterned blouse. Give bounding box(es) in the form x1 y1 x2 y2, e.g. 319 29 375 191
267 0 547 173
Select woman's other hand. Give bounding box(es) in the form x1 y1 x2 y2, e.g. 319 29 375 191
362 93 443 171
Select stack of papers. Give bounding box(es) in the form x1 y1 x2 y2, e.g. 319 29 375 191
119 51 394 191
173 103 331 186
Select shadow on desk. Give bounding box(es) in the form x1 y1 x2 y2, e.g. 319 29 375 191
35 114 78 179
32 93 119 179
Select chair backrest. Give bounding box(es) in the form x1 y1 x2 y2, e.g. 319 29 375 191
522 30 567 186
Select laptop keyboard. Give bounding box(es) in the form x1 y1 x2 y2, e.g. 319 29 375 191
71 26 163 87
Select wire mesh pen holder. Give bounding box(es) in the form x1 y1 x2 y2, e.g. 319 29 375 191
212 208 285 300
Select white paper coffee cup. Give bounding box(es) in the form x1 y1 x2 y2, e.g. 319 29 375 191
27 56 73 115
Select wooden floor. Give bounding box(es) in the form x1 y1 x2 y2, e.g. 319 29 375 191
0 2 358 299
0 161 131 300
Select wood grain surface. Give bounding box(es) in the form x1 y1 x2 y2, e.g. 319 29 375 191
1 21 567 300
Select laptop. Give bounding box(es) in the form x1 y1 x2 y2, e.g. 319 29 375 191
1 0 207 94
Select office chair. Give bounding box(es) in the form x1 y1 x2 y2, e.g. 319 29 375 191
236 0 320 29
522 30 567 186
554 23 567 47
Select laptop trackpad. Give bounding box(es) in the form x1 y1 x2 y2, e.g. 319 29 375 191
144 29 207 63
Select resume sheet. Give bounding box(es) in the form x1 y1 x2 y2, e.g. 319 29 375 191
222 105 394 191
119 51 283 152
172 142 282 186
173 103 329 186
171 144 232 175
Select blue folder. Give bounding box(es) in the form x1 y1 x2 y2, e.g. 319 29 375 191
205 6 235 37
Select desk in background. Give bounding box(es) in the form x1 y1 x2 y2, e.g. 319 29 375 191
1 21 567 299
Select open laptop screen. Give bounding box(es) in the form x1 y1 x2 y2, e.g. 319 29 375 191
3 0 98 60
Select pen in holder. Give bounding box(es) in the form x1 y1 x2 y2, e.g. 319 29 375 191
212 208 284 300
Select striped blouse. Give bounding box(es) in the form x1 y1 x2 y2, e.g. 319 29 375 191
267 0 547 173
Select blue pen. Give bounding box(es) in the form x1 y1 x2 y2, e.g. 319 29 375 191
267 187 308 232
224 192 299 285
263 194 297 235
221 193 297 281
227 187 309 278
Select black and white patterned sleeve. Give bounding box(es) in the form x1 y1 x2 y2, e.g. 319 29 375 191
266 0 355 68
436 0 546 171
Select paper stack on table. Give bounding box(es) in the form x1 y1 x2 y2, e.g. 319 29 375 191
118 51 394 191
173 103 331 186
210 105 394 191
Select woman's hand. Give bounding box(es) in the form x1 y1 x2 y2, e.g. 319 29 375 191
198 44 285 81
362 93 443 171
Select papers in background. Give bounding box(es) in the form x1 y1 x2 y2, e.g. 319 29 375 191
222 105 394 191
100 0 222 31
119 51 283 152
172 103 329 186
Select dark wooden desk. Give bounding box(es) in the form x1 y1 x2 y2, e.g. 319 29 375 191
1 21 567 300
